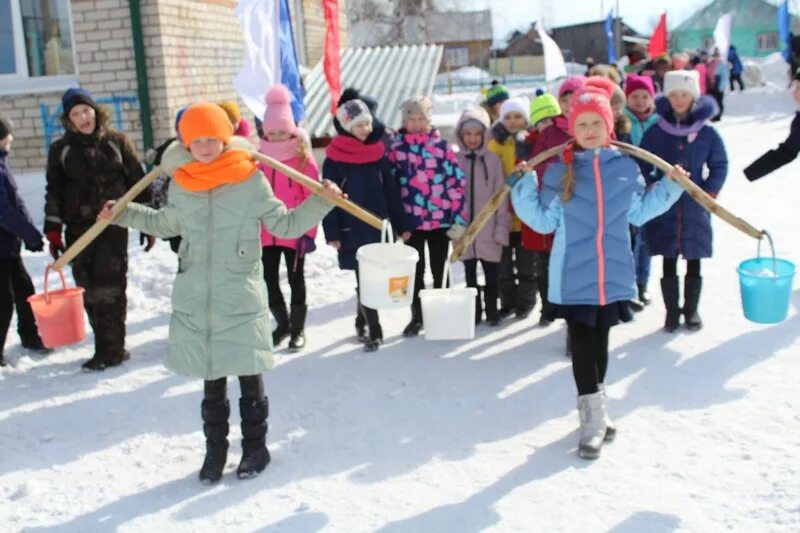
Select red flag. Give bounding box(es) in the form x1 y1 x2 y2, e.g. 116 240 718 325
648 13 668 58
323 0 341 114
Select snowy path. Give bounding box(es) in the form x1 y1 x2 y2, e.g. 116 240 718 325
1 86 798 532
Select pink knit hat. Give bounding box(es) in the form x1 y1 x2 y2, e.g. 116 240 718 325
624 74 655 98
568 79 615 139
263 84 297 135
558 76 587 98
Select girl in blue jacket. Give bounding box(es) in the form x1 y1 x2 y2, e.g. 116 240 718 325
510 85 687 459
639 70 728 333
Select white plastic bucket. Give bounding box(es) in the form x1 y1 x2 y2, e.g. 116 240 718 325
356 220 419 309
419 258 477 340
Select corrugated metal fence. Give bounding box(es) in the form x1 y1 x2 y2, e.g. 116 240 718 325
303 44 444 138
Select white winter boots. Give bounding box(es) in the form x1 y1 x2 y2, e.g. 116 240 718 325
577 385 616 459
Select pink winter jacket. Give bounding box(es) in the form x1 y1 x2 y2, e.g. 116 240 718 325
258 155 319 250
455 107 512 263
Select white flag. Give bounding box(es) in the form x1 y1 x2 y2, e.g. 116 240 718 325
713 13 733 58
537 20 567 81
233 0 280 120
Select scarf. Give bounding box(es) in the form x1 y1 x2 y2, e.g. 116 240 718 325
259 137 300 162
325 135 385 164
656 116 707 140
631 108 654 122
173 148 257 192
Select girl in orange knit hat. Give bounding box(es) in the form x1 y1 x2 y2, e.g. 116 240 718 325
99 102 343 483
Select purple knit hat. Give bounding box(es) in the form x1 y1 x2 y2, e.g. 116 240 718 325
558 76 586 98
625 74 656 98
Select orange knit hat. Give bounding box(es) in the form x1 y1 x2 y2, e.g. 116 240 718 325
179 102 235 146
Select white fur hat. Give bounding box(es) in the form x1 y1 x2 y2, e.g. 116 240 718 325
499 97 531 123
663 70 701 99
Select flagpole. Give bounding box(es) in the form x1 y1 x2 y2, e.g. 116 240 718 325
615 0 621 64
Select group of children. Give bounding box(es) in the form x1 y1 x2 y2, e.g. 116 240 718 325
0 57 744 477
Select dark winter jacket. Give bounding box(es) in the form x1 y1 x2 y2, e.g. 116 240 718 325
639 96 728 259
388 128 468 231
0 150 42 257
744 112 800 181
44 128 148 232
321 123 407 271
728 47 743 75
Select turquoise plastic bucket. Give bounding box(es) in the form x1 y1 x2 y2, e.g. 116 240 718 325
737 233 795 324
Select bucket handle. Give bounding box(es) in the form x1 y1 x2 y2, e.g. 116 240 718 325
43 265 68 305
381 219 393 244
438 244 454 290
756 230 778 280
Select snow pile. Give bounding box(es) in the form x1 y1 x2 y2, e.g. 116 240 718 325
1 82 799 531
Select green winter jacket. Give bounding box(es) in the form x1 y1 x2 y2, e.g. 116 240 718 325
115 138 333 379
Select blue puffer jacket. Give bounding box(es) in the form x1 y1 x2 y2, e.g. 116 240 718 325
638 96 728 259
0 150 41 257
511 147 683 305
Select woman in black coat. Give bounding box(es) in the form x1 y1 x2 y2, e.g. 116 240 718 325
745 71 800 181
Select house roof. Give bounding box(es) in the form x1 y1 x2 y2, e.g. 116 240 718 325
674 0 798 32
303 44 443 139
424 10 493 43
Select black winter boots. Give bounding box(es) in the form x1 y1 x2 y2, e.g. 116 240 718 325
660 276 681 332
661 276 703 332
199 395 271 482
683 276 703 331
237 397 271 479
363 307 383 352
402 301 423 337
199 398 230 484
270 305 290 346
288 304 307 352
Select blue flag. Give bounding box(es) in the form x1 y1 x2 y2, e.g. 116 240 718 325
279 0 305 122
605 10 616 64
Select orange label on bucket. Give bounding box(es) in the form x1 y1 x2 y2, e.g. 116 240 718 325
388 276 410 301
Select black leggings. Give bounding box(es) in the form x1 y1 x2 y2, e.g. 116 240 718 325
663 257 701 278
407 229 451 307
262 246 306 307
568 320 610 395
204 375 265 402
463 259 499 292
0 257 40 352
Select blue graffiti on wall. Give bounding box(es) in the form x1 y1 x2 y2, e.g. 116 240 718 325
40 94 139 150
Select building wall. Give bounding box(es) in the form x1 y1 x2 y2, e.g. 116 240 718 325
439 40 491 72
5 0 349 174
300 0 349 68
671 24 800 57
4 0 143 174
144 0 248 149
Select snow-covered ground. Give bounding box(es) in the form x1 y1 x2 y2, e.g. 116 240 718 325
1 83 799 532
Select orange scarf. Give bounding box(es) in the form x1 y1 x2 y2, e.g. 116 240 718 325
173 149 257 192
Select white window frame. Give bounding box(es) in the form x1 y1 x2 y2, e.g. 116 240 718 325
757 32 779 52
444 47 470 68
0 0 79 96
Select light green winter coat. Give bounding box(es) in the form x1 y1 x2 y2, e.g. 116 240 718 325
115 138 333 379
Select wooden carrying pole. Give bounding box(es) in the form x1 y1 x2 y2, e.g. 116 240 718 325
52 165 162 271
51 149 389 272
450 142 765 263
450 145 562 262
611 141 764 239
252 152 384 231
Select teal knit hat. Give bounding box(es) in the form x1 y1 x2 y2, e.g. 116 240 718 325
529 90 561 126
486 85 510 107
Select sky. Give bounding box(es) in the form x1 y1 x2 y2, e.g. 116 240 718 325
455 0 713 44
